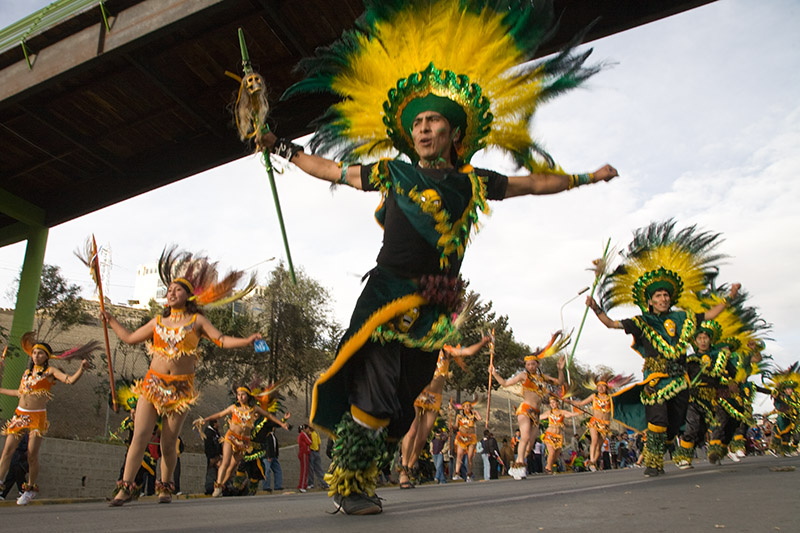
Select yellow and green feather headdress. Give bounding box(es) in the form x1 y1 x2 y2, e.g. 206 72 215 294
282 0 601 169
687 285 772 379
599 220 726 313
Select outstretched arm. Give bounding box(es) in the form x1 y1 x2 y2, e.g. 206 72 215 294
490 366 524 387
51 359 90 385
702 283 741 321
504 165 617 198
572 394 595 408
586 297 623 329
444 335 492 358
541 356 567 386
197 315 261 349
0 387 20 397
203 405 234 423
259 131 364 189
255 407 290 430
102 312 156 344
489 365 525 387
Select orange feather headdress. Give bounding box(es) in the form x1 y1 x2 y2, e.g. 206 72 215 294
158 245 256 308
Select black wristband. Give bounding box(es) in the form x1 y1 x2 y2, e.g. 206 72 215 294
273 138 303 160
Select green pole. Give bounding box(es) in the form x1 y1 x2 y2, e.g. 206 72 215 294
238 28 296 284
0 226 48 417
567 238 611 382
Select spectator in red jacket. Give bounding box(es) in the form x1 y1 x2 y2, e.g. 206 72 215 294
297 424 312 493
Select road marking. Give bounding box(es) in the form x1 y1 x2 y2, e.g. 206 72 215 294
390 469 719 516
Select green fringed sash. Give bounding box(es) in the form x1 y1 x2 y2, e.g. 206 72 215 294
371 312 459 350
718 397 751 424
689 385 717 424
640 375 689 406
369 160 489 270
631 310 696 362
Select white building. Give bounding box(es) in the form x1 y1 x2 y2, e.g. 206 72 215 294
129 263 265 313
130 263 166 309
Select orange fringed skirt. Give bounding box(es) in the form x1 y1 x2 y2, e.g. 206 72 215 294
2 407 49 436
133 369 198 416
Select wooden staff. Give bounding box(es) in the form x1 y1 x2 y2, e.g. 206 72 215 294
91 235 117 412
485 328 495 429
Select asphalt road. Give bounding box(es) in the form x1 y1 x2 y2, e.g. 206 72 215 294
2 454 797 532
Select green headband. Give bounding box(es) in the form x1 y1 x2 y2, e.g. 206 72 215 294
401 93 467 140
385 63 491 164
644 280 675 300
632 266 683 312
695 320 722 345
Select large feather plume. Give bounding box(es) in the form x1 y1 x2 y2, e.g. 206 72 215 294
20 331 36 356
52 340 100 362
158 245 256 308
252 378 289 413
283 0 602 170
528 329 571 360
74 236 101 289
686 285 771 355
599 219 726 311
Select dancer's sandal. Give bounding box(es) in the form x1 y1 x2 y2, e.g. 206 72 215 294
156 480 175 504
109 480 136 507
398 465 415 489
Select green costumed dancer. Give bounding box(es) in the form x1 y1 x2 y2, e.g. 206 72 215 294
674 288 769 467
586 220 740 477
727 340 769 458
672 320 728 468
765 363 800 456
257 0 618 515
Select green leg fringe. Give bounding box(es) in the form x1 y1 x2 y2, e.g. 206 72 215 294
729 436 746 453
672 443 694 463
643 430 666 469
325 413 386 498
707 442 727 463
770 436 794 456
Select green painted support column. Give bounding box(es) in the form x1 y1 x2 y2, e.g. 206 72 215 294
0 226 48 418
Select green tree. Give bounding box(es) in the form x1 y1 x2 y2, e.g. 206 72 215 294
196 264 340 415
7 264 89 342
195 305 264 386
256 264 339 414
448 293 531 401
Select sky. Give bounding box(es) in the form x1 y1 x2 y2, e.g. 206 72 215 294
1 1 798 413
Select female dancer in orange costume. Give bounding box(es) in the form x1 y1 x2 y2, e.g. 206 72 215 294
104 246 261 505
201 386 288 497
540 396 581 474
398 335 491 488
571 373 632 471
490 332 568 479
0 333 95 504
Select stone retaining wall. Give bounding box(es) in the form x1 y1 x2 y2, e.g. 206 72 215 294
0 436 315 499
